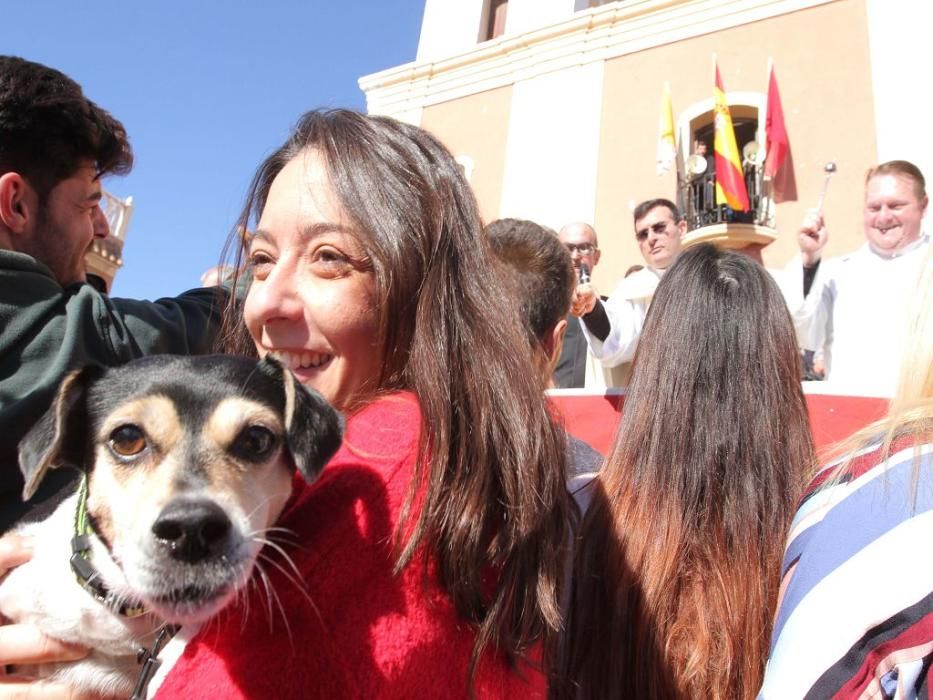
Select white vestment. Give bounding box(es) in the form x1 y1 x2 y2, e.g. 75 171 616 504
580 266 662 387
786 234 929 396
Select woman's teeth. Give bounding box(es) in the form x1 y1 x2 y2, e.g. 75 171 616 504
267 350 330 370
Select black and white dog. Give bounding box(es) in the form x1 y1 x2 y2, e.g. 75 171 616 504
0 354 343 698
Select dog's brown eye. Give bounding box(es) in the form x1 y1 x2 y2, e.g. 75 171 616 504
232 425 277 460
109 425 147 458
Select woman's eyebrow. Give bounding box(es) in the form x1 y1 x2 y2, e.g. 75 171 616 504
248 229 270 244
298 222 358 240
249 222 359 245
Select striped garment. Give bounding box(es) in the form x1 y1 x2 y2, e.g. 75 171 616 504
759 439 933 699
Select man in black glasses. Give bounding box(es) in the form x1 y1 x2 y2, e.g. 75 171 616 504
552 222 605 388
568 199 685 386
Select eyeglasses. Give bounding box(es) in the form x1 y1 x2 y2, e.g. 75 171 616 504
635 221 675 242
564 243 596 255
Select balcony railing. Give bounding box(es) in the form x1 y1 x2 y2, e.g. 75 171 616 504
680 163 777 250
682 163 773 230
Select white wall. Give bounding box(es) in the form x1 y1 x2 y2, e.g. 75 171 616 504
865 0 933 186
505 0 577 36
498 62 605 229
416 0 486 62
416 0 579 62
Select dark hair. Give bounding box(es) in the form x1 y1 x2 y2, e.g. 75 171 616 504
485 217 574 343
632 198 682 226
560 243 814 698
866 159 927 200
220 110 572 683
0 56 132 200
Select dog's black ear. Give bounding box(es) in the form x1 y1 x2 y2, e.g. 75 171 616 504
19 366 101 500
258 357 345 483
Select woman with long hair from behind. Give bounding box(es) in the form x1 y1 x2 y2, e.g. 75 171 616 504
559 243 815 698
759 252 932 698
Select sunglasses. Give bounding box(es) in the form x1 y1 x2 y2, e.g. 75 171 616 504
635 221 675 242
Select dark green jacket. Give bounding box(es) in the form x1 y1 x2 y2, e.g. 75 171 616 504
0 250 227 530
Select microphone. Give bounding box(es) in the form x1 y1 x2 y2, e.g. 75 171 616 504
579 263 591 284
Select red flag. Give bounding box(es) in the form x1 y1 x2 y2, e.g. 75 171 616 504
764 65 788 179
713 64 750 212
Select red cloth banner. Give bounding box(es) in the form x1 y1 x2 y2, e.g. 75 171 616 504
765 65 789 179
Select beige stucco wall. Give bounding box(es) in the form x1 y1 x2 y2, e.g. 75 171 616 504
420 85 513 224
594 0 876 292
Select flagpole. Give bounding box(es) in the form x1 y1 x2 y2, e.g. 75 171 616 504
765 56 773 155
761 57 774 223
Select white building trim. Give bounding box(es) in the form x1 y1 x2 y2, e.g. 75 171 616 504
864 0 932 180
498 62 604 226
360 0 840 119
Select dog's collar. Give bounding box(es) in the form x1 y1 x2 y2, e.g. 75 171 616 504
70 477 148 618
71 479 182 700
130 621 181 700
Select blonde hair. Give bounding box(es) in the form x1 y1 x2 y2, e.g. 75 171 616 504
865 160 927 200
893 249 933 409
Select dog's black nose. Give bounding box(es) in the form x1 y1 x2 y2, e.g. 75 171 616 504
152 500 232 563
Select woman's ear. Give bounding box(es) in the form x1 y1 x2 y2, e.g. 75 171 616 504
545 318 568 367
0 172 37 235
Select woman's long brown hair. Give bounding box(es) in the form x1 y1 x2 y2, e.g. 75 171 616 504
558 244 815 698
218 110 573 687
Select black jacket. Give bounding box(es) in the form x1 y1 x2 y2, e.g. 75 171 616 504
0 250 227 530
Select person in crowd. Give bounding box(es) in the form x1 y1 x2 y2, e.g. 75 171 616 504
559 243 815 699
144 110 573 697
759 250 932 698
689 139 715 216
791 159 929 395
552 222 603 389
485 217 602 480
572 198 685 385
0 56 226 529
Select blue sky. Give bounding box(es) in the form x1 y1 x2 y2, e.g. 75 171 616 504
2 1 424 298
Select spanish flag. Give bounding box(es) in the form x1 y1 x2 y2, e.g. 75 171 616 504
713 64 750 211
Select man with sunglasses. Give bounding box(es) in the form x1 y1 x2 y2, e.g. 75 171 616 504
570 199 685 385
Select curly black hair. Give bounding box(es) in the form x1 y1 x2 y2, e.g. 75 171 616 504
0 55 132 199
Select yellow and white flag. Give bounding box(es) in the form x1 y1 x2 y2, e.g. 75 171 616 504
656 82 676 175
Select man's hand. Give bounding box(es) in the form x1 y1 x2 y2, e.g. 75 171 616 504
798 209 828 267
0 535 88 699
570 283 598 317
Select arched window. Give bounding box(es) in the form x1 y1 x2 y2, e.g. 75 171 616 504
676 93 769 230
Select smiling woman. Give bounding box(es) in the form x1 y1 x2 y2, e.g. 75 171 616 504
152 109 573 698
243 149 383 413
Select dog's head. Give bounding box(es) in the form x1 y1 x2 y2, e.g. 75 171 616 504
18 354 344 624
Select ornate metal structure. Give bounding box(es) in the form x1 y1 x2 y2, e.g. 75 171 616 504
681 156 777 250
85 190 134 292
